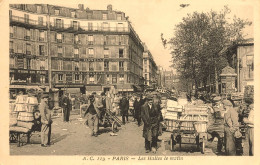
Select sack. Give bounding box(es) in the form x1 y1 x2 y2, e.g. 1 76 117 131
234 130 242 138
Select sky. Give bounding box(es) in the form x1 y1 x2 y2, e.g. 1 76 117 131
54 0 254 70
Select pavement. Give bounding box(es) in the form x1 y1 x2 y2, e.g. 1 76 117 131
10 111 250 156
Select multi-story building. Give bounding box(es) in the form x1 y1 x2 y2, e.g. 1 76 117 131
164 70 174 90
229 39 254 93
9 4 144 96
157 65 165 88
142 43 158 90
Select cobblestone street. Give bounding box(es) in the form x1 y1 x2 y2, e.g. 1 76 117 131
10 112 250 156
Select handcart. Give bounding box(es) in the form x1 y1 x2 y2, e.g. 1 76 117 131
99 108 123 133
165 105 209 154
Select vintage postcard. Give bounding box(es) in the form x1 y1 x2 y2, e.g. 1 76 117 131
0 0 259 164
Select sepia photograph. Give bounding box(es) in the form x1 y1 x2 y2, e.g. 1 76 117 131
0 0 259 164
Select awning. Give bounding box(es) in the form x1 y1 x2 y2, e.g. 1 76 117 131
66 88 80 94
116 84 134 92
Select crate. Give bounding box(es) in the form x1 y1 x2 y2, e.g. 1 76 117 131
194 123 207 132
165 111 179 120
165 120 179 131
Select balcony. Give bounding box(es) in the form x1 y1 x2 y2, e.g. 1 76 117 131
10 15 47 29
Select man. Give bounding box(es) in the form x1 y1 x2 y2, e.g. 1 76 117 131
243 104 254 156
119 94 129 124
39 92 52 147
100 92 112 123
61 93 71 122
223 100 239 156
134 94 142 126
84 95 102 137
141 95 161 153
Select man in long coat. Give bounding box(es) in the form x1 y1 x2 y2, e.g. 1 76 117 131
223 100 239 155
84 95 102 137
61 93 71 122
39 93 52 147
134 94 142 126
141 96 161 153
119 94 129 124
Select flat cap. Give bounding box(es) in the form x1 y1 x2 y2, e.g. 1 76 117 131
222 100 233 106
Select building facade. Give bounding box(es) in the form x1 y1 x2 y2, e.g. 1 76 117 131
9 4 144 95
142 43 158 90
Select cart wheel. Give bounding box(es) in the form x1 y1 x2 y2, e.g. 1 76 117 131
170 134 175 151
112 121 118 133
201 137 206 154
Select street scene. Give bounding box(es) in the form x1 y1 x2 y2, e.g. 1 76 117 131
7 1 254 157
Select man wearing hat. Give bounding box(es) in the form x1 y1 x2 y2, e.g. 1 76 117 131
84 95 102 137
119 93 129 124
134 94 142 126
39 92 52 147
243 104 254 156
141 95 161 153
223 99 239 155
61 93 71 122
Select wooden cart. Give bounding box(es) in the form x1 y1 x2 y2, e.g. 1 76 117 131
165 105 209 153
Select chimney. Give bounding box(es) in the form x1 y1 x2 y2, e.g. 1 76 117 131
78 4 84 11
107 4 112 11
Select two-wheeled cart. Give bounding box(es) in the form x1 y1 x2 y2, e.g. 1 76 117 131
165 105 209 154
99 108 123 133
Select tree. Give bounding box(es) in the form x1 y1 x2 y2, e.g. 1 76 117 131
166 6 251 95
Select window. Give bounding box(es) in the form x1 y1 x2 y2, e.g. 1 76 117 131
104 61 109 68
117 14 122 20
57 33 62 42
38 16 43 26
58 60 63 70
103 22 109 31
117 23 124 31
39 45 45 55
119 61 124 68
10 41 14 52
25 29 30 40
106 74 110 84
27 59 31 69
104 48 109 58
58 74 63 81
56 19 62 28
74 48 79 55
119 49 124 58
73 21 78 30
89 75 94 83
39 31 45 41
24 14 29 23
75 74 80 81
88 22 93 31
37 5 42 13
119 74 124 83
55 9 60 16
10 26 14 37
112 74 117 83
26 44 31 54
74 62 79 71
89 62 94 71
74 34 79 43
246 55 254 79
102 13 108 20
88 48 94 57
71 11 76 18
58 46 62 57
88 35 93 45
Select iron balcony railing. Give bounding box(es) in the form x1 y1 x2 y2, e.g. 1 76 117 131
10 15 47 27
50 22 129 32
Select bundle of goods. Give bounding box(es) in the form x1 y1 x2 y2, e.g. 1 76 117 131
183 105 208 116
166 99 182 112
164 111 179 120
26 96 39 113
14 95 28 112
231 93 243 101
